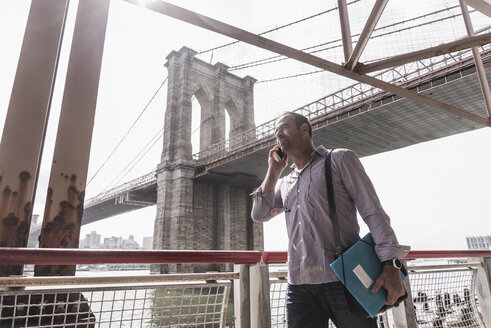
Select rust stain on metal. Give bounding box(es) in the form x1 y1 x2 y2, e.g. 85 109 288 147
77 191 85 222
36 174 86 276
2 186 11 196
19 171 31 181
43 188 53 226
3 214 19 226
0 171 33 276
1 186 11 218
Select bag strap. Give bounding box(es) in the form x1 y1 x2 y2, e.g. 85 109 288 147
324 149 342 257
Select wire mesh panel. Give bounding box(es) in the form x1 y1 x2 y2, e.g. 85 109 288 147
270 279 287 327
0 282 230 328
409 267 485 328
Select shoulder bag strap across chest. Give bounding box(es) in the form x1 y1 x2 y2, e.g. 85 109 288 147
324 149 342 257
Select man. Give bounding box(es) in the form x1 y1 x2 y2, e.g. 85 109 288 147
251 112 410 327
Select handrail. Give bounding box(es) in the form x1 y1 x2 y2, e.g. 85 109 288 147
0 248 261 265
404 250 491 260
0 272 240 287
262 251 288 264
261 250 491 264
1 248 489 266
84 169 157 206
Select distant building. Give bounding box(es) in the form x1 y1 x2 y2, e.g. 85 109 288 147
103 236 124 249
123 235 139 249
142 236 153 250
466 235 491 250
82 231 101 248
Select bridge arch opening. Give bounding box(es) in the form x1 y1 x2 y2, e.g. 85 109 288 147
191 95 201 154
191 86 216 156
224 107 230 144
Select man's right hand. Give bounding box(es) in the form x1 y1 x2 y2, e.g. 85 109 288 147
261 146 288 194
269 146 288 173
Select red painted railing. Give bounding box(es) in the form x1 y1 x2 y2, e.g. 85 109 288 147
262 251 288 264
261 250 491 264
0 248 490 266
0 248 261 265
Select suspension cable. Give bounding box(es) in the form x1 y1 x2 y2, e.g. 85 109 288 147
229 5 462 72
257 69 326 83
103 127 164 192
256 10 477 83
87 77 168 186
197 0 361 55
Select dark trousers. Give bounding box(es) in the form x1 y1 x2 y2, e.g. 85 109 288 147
286 282 378 328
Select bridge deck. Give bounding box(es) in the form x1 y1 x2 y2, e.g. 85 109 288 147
198 64 490 188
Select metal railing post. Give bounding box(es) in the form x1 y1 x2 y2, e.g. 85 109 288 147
391 261 417 328
249 262 271 328
476 256 491 327
234 264 251 328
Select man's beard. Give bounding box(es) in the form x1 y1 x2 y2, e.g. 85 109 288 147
278 138 292 152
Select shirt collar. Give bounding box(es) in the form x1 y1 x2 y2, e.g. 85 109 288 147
290 145 329 170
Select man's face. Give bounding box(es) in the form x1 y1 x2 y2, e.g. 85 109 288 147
275 115 302 152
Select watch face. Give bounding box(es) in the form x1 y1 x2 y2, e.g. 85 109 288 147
393 258 402 269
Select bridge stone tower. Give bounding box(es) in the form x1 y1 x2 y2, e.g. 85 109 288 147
154 47 263 273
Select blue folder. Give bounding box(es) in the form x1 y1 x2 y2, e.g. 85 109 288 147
330 233 406 318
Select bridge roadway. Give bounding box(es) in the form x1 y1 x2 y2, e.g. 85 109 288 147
79 53 491 226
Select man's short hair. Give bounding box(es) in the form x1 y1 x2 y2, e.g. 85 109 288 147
281 112 312 137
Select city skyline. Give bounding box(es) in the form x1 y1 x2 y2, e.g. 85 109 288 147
78 230 153 249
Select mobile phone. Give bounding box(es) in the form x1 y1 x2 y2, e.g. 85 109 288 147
276 148 284 159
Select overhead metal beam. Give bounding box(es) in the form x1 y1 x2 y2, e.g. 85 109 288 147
337 0 353 63
124 0 491 126
345 0 388 71
361 32 491 74
460 0 491 118
466 0 491 17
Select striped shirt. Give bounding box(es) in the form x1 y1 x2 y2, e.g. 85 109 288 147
251 146 410 285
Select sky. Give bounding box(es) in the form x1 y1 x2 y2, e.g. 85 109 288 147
0 0 490 251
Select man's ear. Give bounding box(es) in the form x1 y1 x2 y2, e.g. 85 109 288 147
301 123 309 136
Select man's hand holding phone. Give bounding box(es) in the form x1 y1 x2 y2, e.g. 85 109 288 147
276 147 284 159
261 146 288 194
268 145 288 175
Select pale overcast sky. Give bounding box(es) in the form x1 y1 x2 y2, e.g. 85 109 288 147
0 0 490 250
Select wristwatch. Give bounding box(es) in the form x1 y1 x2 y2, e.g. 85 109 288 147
382 258 402 270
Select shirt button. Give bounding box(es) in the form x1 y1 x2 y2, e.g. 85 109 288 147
299 221 302 225
297 189 300 193
297 205 301 208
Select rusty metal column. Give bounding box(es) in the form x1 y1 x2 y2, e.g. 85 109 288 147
0 0 68 277
35 0 110 277
459 0 491 118
337 0 353 63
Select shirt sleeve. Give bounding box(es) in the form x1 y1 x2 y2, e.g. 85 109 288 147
250 182 285 223
337 149 410 261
